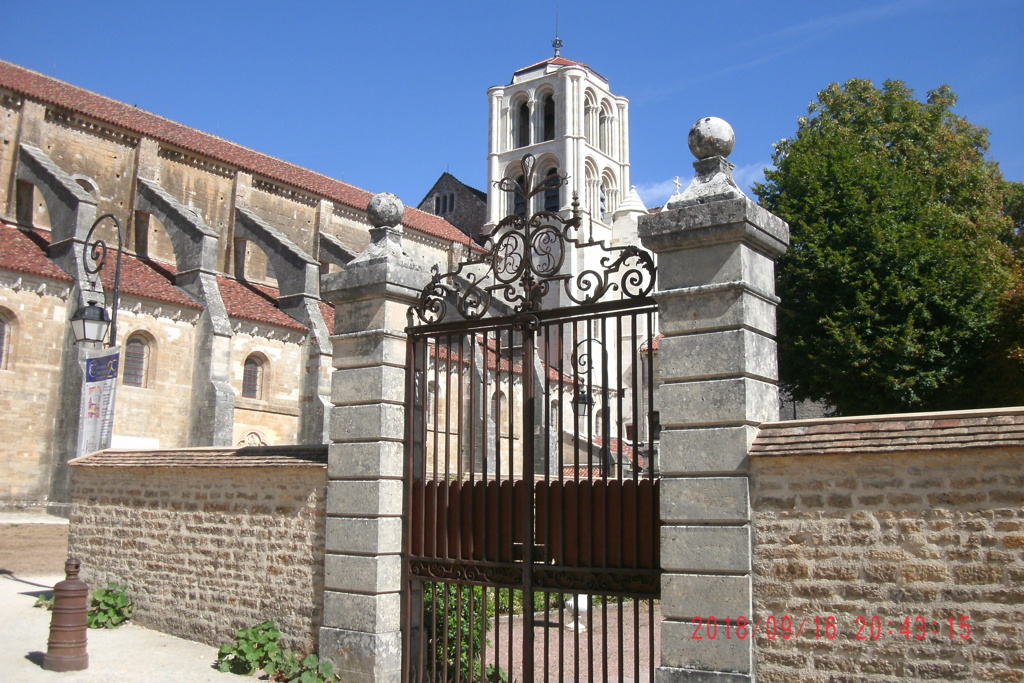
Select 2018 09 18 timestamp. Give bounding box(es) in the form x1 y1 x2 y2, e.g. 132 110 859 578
689 615 972 641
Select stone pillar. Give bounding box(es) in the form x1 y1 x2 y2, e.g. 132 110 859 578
319 193 429 682
638 118 789 682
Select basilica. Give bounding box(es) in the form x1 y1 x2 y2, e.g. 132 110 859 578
0 50 649 510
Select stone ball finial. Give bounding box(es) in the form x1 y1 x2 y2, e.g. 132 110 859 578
688 117 735 160
367 192 404 228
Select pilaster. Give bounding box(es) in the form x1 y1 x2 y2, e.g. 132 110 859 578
320 194 429 682
639 118 789 682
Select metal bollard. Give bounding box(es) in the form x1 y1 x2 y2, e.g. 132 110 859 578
42 557 89 672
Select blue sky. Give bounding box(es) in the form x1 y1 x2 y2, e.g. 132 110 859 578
3 0 1021 209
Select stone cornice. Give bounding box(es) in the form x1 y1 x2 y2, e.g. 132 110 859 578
0 271 73 300
120 295 203 326
639 196 789 260
252 176 319 207
45 106 140 147
230 318 307 344
158 145 237 178
0 88 22 110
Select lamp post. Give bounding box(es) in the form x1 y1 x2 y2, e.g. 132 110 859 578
571 337 614 475
67 214 124 460
69 214 123 346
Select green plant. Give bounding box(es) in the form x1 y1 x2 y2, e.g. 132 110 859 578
33 594 54 610
86 582 133 628
422 582 504 682
270 651 338 683
216 620 284 676
216 620 339 682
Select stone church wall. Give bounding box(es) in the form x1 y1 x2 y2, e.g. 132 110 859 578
0 276 71 503
111 310 199 450
750 427 1024 682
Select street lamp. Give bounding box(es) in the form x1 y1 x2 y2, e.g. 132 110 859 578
572 388 593 417
571 338 615 474
69 214 123 346
69 301 110 344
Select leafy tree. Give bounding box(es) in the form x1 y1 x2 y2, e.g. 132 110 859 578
755 79 1022 415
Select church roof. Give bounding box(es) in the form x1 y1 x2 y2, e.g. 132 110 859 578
514 56 588 75
511 56 608 84
0 221 74 283
0 60 470 247
0 218 333 333
616 187 648 215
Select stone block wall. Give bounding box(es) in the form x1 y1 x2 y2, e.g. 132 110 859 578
0 275 72 504
749 410 1024 682
68 447 327 652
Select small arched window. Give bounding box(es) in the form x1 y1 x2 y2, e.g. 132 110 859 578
492 390 508 434
242 355 265 399
517 102 530 148
542 94 555 141
122 335 150 387
599 110 611 153
543 169 560 213
426 380 437 425
0 314 10 370
513 175 527 217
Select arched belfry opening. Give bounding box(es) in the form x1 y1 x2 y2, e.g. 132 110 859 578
486 51 634 235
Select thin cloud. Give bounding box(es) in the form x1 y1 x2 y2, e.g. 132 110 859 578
635 161 770 209
636 0 929 105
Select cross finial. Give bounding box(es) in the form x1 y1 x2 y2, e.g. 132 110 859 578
673 176 682 194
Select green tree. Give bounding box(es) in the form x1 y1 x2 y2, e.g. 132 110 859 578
755 79 1022 415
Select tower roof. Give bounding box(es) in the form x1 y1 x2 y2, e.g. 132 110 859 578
511 56 607 85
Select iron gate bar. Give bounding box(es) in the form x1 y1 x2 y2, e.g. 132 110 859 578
404 308 660 682
403 155 659 683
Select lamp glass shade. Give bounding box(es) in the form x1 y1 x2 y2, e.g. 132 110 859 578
573 389 593 417
71 301 110 344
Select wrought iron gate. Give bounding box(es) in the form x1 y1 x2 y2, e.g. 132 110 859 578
403 157 660 682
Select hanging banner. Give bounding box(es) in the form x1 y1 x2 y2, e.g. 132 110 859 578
78 346 120 457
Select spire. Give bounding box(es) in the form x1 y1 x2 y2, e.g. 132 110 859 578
552 0 562 56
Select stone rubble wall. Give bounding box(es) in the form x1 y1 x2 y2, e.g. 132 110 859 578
751 448 1024 682
68 465 326 652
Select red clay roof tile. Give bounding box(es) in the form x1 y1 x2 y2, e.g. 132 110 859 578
0 221 73 282
216 276 308 331
0 60 469 247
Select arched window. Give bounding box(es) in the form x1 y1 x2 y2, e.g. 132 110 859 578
599 109 611 153
543 169 560 213
584 92 598 145
0 313 10 370
513 175 527 217
426 380 437 425
242 355 265 399
542 94 555 141
122 335 151 387
517 102 530 148
491 390 508 434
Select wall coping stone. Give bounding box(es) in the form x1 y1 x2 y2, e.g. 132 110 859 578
751 406 1024 457
70 445 328 468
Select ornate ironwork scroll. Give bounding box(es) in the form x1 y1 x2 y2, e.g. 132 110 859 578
412 154 656 324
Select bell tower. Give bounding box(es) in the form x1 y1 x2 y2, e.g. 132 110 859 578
485 44 638 241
